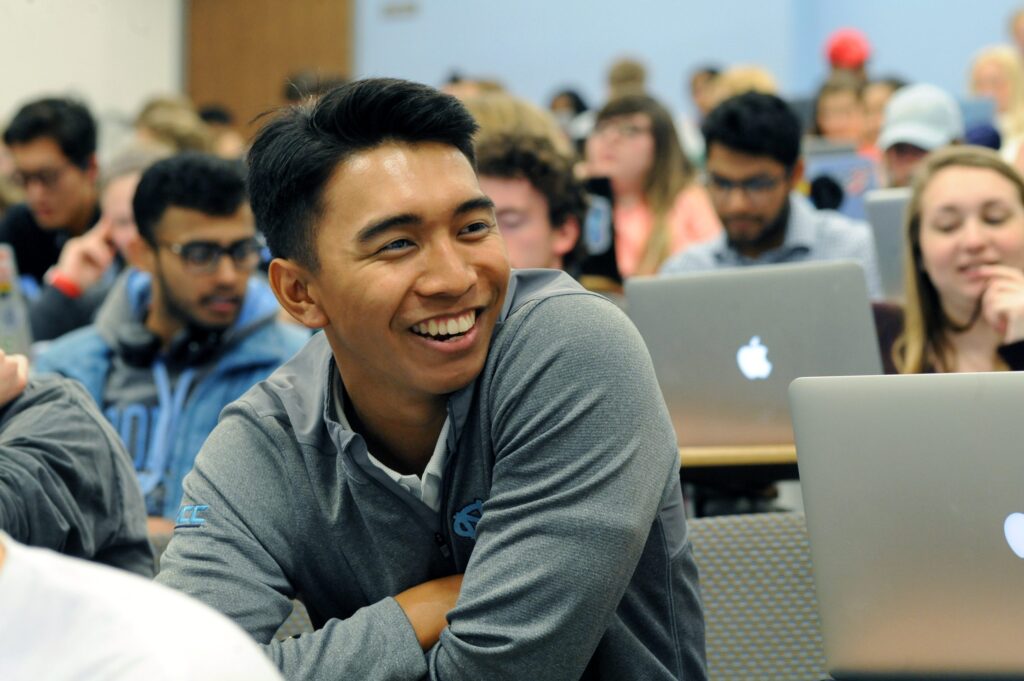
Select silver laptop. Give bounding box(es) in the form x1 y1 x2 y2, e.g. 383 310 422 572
626 261 882 447
0 244 32 356
791 372 1024 680
865 187 911 302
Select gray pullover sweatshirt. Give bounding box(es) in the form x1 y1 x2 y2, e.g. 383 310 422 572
0 375 153 576
156 269 706 680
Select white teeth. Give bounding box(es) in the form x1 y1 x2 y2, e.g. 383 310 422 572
414 310 477 338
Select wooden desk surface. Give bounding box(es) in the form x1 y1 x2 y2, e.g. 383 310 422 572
679 444 797 468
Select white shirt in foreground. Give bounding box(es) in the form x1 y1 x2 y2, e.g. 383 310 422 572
0 533 283 681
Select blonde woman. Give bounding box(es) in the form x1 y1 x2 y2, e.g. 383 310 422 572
970 46 1024 167
883 146 1024 373
585 95 720 277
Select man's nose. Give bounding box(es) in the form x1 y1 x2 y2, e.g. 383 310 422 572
416 239 477 298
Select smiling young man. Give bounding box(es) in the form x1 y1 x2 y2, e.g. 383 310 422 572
155 78 706 680
660 91 883 298
33 153 308 528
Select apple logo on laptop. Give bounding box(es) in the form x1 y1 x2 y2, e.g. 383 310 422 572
737 336 772 380
1004 513 1024 558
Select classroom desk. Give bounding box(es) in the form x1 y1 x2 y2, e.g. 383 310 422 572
678 444 797 468
678 445 800 496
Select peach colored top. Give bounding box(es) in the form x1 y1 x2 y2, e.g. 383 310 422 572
614 184 722 277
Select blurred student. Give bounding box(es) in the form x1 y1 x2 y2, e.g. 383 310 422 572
586 95 720 276
134 96 213 153
28 146 167 341
678 65 721 165
882 146 1024 373
878 84 964 188
476 133 586 275
660 92 883 298
863 77 906 149
34 153 308 528
0 98 99 295
812 73 867 149
970 46 1024 167
1 351 153 576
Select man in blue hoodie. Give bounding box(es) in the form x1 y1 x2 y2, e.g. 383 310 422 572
157 80 705 680
33 153 308 530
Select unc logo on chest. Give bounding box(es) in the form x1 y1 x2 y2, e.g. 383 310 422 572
452 499 484 540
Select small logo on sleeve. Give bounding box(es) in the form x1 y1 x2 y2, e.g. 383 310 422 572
452 499 484 540
175 504 209 529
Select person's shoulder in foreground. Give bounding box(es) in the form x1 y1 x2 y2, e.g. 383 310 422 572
0 358 153 576
0 533 282 681
157 77 706 681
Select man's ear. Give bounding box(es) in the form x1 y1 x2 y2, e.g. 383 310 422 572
787 157 805 190
551 216 581 258
84 153 99 184
268 258 328 329
136 238 158 275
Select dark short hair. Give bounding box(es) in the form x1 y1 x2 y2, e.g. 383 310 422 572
133 152 248 245
702 91 802 169
3 97 96 167
247 77 479 270
476 133 587 267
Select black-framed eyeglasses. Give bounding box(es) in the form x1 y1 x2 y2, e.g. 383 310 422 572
12 163 73 190
160 237 263 274
706 172 788 204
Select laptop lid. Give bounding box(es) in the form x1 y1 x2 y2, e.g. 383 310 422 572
804 150 880 221
864 187 911 302
0 244 32 356
791 372 1024 679
626 261 882 447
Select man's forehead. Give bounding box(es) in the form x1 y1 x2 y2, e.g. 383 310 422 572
158 205 254 237
325 142 483 220
707 145 787 176
10 136 69 166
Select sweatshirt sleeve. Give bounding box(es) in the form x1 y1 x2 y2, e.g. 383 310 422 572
428 292 700 680
0 377 153 576
155 403 428 681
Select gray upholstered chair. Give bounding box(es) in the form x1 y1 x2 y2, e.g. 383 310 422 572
688 511 827 681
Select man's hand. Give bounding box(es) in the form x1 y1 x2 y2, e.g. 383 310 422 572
52 222 116 293
0 350 28 408
394 573 463 650
979 265 1024 343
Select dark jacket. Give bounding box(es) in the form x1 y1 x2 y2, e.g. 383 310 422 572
0 375 154 576
873 302 1024 374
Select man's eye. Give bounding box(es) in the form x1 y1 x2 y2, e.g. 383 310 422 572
379 239 414 253
183 246 217 263
461 221 492 235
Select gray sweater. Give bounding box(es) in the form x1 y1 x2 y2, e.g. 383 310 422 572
156 269 706 680
0 375 153 576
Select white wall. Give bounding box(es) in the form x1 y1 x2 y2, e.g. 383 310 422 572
0 0 184 155
355 0 1023 115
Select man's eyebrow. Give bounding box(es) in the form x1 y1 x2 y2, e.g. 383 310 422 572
355 197 495 245
355 213 422 245
454 196 496 216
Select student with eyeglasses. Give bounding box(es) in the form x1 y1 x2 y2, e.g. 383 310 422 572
660 91 884 299
0 98 99 284
34 153 308 532
585 95 721 277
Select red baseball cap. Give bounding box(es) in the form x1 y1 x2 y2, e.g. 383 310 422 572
826 28 871 69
